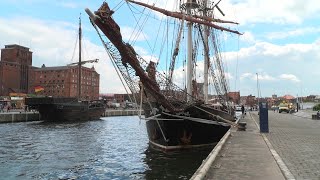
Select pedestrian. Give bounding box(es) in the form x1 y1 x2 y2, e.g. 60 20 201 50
241 105 245 116
0 104 3 113
317 111 320 119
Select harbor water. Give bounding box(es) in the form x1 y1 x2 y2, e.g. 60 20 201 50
0 116 212 179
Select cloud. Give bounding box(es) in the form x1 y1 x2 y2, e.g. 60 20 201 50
224 38 320 96
0 16 127 94
266 27 320 40
219 0 320 25
58 2 79 9
240 31 256 43
240 72 275 81
279 74 300 83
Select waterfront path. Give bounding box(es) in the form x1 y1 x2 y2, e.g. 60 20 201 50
251 111 320 179
203 112 285 180
200 110 320 180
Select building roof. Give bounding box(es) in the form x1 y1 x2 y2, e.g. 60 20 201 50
283 94 295 100
33 65 97 72
33 66 70 71
3 44 30 51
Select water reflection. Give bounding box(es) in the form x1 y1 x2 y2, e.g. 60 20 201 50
143 147 212 180
0 116 211 179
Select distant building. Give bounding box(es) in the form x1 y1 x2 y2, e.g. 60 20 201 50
0 44 100 99
272 94 277 99
240 96 247 105
227 91 240 104
0 44 33 96
31 65 100 100
246 94 256 107
306 95 316 102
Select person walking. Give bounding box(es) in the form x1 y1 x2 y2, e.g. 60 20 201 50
241 105 245 116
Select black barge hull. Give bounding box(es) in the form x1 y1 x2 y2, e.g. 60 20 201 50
25 97 105 121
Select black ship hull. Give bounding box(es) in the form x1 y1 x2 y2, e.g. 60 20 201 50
26 97 105 121
143 103 234 151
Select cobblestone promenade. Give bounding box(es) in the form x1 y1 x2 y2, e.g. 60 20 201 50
251 111 320 179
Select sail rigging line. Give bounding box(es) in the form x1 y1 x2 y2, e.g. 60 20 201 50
126 2 152 50
197 24 224 100
193 105 237 127
210 28 228 96
112 0 126 12
69 31 79 63
161 111 229 126
86 4 199 111
89 19 136 105
168 15 185 84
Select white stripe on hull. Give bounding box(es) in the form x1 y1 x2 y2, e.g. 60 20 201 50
149 140 217 151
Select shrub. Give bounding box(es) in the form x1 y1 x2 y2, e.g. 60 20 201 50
313 104 320 111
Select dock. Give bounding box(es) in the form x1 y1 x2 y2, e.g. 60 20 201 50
0 109 143 123
192 110 320 179
0 111 40 123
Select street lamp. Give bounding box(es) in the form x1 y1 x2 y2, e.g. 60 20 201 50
256 73 260 110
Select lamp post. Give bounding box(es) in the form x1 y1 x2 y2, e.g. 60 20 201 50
256 73 260 110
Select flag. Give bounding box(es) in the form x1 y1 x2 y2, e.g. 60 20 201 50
34 86 44 93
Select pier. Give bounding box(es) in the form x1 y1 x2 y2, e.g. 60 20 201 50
0 111 40 123
192 110 320 179
0 109 143 123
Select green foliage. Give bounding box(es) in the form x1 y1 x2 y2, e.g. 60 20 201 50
313 104 320 111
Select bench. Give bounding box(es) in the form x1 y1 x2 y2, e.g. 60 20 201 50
311 114 320 120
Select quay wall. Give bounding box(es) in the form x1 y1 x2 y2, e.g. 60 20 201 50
102 109 144 117
0 110 144 123
0 112 40 123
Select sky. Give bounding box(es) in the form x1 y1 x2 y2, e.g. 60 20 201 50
0 0 320 98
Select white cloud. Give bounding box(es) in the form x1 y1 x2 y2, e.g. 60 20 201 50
0 16 127 94
224 38 320 96
240 31 256 43
58 2 79 9
240 72 275 81
219 0 320 25
267 27 320 40
279 74 300 83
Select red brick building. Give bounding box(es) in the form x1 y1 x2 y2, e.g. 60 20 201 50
0 44 100 100
246 94 256 107
0 44 33 96
31 65 100 100
227 91 240 104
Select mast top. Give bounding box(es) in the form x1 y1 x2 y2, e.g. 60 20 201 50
183 0 199 10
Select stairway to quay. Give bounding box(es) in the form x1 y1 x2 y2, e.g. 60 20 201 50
192 110 320 180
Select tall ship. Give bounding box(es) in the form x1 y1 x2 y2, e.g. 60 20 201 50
86 0 241 150
25 16 106 121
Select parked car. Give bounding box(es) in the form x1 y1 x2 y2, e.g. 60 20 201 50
278 103 289 113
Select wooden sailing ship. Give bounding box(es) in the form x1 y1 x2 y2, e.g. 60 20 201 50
25 16 106 121
86 0 241 150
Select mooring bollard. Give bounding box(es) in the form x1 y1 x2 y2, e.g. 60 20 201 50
237 121 247 131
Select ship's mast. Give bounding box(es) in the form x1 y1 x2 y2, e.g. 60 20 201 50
187 11 193 102
78 15 82 100
185 0 199 102
203 0 209 104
